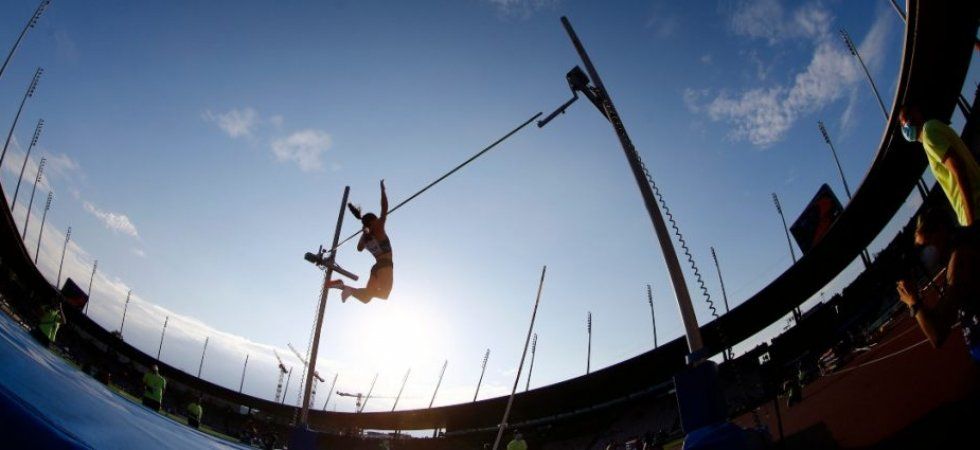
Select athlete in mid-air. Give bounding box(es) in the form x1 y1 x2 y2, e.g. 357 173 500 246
328 180 393 303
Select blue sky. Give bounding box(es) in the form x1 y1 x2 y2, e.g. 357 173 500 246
1 0 977 416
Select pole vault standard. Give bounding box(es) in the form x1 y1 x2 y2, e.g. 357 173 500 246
299 186 350 425
541 17 703 354
492 266 547 450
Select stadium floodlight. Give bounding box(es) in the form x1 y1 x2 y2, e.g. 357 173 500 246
586 312 592 374
772 193 802 321
817 121 853 200
239 354 249 393
84 260 97 315
0 68 43 171
429 360 448 409
525 334 537 392
11 118 44 212
119 290 132 337
34 191 52 263
646 285 657 349
55 222 68 287
197 336 210 378
840 29 888 120
22 156 45 239
156 316 169 360
474 349 490 402
0 0 51 81
710 248 733 360
392 367 411 412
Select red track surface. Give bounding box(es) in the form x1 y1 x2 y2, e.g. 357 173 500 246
735 315 980 448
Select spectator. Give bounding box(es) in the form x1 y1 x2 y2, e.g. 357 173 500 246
142 364 167 411
507 430 528 450
187 397 203 429
899 105 980 230
897 208 980 362
32 299 65 347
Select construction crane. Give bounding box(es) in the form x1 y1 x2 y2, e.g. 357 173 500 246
273 350 290 403
288 343 326 406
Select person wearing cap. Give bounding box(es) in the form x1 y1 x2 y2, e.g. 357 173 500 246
507 430 528 450
142 364 167 411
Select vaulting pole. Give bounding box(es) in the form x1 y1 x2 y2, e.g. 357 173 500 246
300 186 349 424
493 266 547 450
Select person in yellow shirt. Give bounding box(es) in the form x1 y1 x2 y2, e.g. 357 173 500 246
899 105 980 230
142 364 166 412
32 301 65 347
507 431 528 450
186 397 203 429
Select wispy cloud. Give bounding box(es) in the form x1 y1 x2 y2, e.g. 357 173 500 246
132 248 146 258
203 107 259 138
687 2 892 147
271 130 332 172
83 201 139 237
484 0 559 20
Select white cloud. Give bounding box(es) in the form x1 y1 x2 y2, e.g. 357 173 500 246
203 107 259 138
132 248 146 258
485 0 559 19
271 130 332 172
729 0 830 44
83 201 139 237
688 4 892 147
700 54 713 65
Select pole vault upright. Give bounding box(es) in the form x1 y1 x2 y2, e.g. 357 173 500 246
556 17 703 355
299 186 350 425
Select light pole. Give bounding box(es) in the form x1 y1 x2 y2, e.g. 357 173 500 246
429 360 447 409
0 0 50 81
710 248 733 360
818 121 872 268
474 348 490 402
34 191 51 263
22 156 45 239
11 118 43 211
156 316 168 359
239 354 249 393
84 260 97 315
197 336 209 378
55 221 68 287
586 311 592 374
392 368 411 411
525 334 537 392
119 290 131 337
322 373 337 410
646 284 657 348
0 67 42 170
840 29 887 120
772 193 802 321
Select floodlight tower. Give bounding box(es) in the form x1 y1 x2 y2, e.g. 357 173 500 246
118 290 131 338
84 260 97 315
474 349 490 401
0 67 43 171
586 312 592 374
34 191 52 263
11 118 43 211
55 221 69 287
273 350 290 403
0 0 50 80
23 156 45 239
525 334 537 392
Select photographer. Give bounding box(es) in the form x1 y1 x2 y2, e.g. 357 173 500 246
896 208 980 362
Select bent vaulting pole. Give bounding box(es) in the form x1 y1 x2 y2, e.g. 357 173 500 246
560 17 703 354
493 265 547 450
300 186 350 424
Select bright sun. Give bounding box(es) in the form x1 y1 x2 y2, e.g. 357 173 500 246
355 303 442 370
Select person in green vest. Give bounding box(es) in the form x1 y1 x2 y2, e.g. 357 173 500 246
899 105 980 231
186 397 203 429
32 300 65 347
507 431 528 450
142 364 166 412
